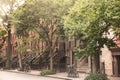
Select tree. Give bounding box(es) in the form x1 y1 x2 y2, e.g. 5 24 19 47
0 27 7 53
14 0 75 70
64 0 120 73
0 0 24 69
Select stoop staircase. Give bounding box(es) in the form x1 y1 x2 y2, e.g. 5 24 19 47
77 63 89 73
76 56 90 73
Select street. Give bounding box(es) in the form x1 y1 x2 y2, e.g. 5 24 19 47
0 71 65 80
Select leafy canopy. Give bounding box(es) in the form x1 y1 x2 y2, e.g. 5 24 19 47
14 0 75 37
64 0 120 56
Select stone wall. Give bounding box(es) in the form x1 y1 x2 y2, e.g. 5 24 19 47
101 45 113 76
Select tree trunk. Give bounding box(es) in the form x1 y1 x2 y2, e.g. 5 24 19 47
50 41 53 70
50 55 53 70
6 27 12 69
18 52 23 70
92 53 100 73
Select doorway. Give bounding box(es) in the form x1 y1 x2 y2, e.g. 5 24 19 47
113 55 120 77
117 56 120 76
59 56 67 72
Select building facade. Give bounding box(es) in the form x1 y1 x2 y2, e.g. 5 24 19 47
101 40 120 76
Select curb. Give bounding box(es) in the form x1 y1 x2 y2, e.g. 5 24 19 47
45 75 72 80
0 70 72 80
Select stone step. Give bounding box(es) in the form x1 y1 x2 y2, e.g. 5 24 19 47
78 70 87 73
77 65 89 73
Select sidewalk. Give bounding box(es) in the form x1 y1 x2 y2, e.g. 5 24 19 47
46 72 87 80
3 69 87 80
1 69 120 80
108 76 120 80
7 69 40 76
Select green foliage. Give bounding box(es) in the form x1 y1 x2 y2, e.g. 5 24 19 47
15 44 29 53
0 0 23 28
73 47 86 58
0 56 6 63
14 0 75 36
15 37 30 53
64 0 120 56
0 29 6 36
14 0 76 70
40 70 56 76
0 27 7 50
84 74 109 80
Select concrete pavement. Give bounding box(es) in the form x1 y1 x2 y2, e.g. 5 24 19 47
1 69 120 80
108 77 120 80
46 72 87 80
2 69 87 80
0 71 64 80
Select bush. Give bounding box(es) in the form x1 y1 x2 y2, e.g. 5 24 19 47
40 70 56 76
84 74 109 80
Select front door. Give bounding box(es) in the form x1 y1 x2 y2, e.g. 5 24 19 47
113 55 120 77
117 56 120 76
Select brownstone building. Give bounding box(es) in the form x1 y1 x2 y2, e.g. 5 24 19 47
101 37 120 77
1 26 120 77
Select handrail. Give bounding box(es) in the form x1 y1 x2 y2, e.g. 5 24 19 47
77 55 87 68
78 55 86 62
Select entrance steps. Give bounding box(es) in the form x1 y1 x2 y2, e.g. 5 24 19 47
77 63 90 73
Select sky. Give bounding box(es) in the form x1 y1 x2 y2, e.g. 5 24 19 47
0 0 25 26
0 0 25 14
